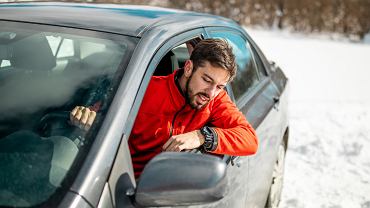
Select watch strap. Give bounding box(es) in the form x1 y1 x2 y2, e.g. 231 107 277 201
200 126 218 152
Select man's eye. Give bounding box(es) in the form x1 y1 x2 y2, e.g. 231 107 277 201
217 86 224 90
202 77 211 83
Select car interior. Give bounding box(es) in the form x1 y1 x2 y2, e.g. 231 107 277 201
153 37 201 76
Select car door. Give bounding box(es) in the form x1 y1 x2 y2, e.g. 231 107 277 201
104 28 208 208
206 27 283 207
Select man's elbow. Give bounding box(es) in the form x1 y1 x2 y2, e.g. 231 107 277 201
242 123 259 155
240 131 259 156
249 135 259 155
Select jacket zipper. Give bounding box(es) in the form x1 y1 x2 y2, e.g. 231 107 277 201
169 105 186 138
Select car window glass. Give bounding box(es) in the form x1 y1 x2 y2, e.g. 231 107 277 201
80 41 107 59
210 31 260 101
57 38 74 58
0 35 13 69
46 36 75 58
0 21 137 207
46 35 61 55
250 44 267 78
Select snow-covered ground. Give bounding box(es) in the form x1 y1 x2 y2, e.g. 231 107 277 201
246 28 370 208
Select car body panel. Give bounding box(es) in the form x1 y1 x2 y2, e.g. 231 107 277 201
106 134 135 208
0 2 235 38
0 2 177 37
58 191 93 208
97 183 114 208
245 80 283 207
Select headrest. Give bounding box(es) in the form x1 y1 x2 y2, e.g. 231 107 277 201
154 51 178 76
10 34 56 71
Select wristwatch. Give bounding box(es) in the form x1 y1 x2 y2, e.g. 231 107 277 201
200 126 218 152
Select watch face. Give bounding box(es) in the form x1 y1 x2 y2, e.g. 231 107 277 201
201 126 215 151
204 140 212 149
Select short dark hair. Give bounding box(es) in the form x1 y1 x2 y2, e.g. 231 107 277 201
190 39 237 81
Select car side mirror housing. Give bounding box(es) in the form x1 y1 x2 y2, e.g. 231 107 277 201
135 152 227 207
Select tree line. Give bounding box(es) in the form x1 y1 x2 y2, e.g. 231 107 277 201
46 0 370 39
167 0 370 40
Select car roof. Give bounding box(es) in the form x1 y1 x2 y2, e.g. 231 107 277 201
0 2 239 37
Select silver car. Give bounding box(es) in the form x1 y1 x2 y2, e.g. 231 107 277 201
0 2 289 208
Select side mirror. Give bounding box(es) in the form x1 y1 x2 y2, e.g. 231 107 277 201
135 152 227 207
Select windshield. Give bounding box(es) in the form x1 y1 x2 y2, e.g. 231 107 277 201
0 21 137 207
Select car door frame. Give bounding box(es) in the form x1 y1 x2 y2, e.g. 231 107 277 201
204 26 284 207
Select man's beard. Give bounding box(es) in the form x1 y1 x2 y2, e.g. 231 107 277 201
185 74 210 110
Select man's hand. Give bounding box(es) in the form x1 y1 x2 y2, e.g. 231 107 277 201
70 106 96 131
162 130 205 152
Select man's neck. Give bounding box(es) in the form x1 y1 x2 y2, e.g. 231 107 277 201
175 69 187 96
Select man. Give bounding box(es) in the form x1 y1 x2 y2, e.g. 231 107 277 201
71 39 258 179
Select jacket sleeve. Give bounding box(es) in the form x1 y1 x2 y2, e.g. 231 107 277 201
209 91 258 156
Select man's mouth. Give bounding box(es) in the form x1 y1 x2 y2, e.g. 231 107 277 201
198 93 209 102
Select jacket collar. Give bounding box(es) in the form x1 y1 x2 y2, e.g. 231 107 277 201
168 69 186 110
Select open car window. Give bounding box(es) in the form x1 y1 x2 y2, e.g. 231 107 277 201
0 21 137 207
153 36 202 76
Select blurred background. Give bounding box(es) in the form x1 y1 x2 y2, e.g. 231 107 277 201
2 0 369 41
1 0 370 207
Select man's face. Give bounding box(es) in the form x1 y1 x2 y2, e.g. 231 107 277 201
185 61 230 110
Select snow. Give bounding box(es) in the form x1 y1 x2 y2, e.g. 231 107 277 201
246 28 370 207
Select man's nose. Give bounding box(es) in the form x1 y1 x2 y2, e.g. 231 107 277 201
205 85 217 98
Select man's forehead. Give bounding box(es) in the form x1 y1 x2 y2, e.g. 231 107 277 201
200 63 230 84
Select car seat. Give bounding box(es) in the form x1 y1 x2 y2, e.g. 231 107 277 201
10 34 56 72
153 50 179 76
48 135 78 187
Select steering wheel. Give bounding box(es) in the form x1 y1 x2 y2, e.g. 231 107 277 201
37 111 86 147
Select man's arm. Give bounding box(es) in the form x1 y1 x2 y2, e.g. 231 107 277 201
162 130 205 152
208 91 258 156
162 92 258 155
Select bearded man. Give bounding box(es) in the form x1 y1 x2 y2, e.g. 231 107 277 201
71 39 258 179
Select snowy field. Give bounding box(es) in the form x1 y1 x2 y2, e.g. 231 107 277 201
246 28 370 208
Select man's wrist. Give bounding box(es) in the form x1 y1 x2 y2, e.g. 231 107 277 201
200 126 218 152
196 130 205 145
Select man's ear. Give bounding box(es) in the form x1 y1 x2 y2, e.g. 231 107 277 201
184 60 193 78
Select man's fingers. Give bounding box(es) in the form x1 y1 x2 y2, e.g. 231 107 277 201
168 143 184 152
71 108 82 126
166 142 177 151
74 107 83 121
84 111 96 131
71 106 78 117
162 131 202 152
163 137 185 152
70 106 79 123
70 106 97 131
173 144 185 152
164 137 180 151
87 111 96 126
162 137 173 150
80 108 91 125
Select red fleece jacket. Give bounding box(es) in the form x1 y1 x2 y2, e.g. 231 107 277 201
128 70 258 178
